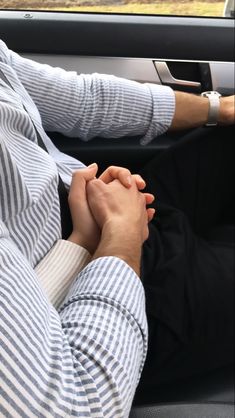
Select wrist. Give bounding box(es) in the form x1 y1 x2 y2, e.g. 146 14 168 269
67 232 93 254
103 219 143 248
218 96 234 125
93 220 142 276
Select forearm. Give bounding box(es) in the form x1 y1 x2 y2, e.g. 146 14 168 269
5 40 174 141
170 91 209 130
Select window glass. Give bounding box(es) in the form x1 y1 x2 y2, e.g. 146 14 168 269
1 0 234 17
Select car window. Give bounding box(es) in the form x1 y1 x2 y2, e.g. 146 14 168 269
1 0 234 17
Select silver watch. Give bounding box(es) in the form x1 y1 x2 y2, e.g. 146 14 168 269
201 91 221 127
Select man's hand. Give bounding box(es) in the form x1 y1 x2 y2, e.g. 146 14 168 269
87 177 155 275
68 164 153 255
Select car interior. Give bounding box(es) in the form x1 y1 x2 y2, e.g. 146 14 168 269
0 9 234 418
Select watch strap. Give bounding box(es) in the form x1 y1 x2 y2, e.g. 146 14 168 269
201 91 221 127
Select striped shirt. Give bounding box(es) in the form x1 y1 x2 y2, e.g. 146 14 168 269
0 39 175 417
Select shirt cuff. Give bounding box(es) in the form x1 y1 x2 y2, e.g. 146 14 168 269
35 239 91 309
140 84 175 145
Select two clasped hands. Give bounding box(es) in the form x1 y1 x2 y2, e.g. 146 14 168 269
68 163 155 276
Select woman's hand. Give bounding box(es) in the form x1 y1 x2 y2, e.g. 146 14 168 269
99 165 146 189
68 163 100 254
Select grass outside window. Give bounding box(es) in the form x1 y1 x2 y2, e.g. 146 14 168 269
0 0 225 17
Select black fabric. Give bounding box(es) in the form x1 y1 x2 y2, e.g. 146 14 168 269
134 364 234 405
0 69 73 239
56 179 73 239
130 403 234 418
135 126 235 403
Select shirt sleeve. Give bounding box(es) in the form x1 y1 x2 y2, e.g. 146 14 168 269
0 224 148 418
35 239 91 309
59 256 148 417
2 40 175 144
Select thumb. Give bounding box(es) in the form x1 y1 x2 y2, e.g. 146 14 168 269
82 163 98 181
71 163 98 185
69 164 98 201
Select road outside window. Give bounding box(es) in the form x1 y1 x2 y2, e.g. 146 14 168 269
0 0 233 17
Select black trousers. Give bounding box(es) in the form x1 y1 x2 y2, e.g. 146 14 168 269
136 126 235 402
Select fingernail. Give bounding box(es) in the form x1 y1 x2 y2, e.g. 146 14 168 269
88 163 97 169
139 175 145 184
127 176 132 185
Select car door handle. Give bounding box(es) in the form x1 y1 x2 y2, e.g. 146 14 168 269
154 61 201 91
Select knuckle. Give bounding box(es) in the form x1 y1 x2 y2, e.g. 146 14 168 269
86 179 94 191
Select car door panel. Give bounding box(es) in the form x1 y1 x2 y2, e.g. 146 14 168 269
21 54 235 95
0 8 234 416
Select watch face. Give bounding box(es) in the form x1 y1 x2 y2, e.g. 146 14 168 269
201 91 221 98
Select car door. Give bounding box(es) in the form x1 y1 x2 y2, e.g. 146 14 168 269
0 3 234 417
0 6 234 174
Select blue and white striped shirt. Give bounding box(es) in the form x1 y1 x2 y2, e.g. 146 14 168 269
0 39 175 417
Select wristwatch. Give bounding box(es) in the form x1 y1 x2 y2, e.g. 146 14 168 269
201 91 221 127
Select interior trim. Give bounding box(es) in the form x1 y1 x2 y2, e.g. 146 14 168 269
21 55 161 83
22 54 235 94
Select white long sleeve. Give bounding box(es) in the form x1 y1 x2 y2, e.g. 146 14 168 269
35 239 91 309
